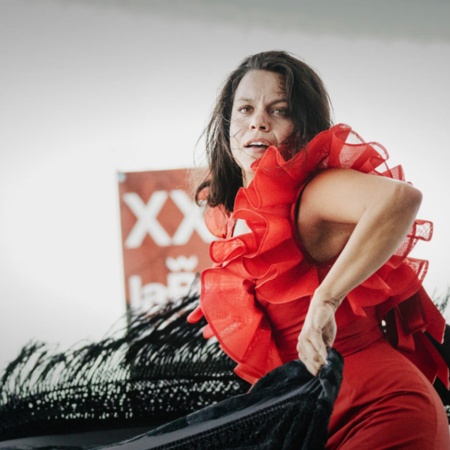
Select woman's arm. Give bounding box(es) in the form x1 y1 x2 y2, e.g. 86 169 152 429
296 168 423 375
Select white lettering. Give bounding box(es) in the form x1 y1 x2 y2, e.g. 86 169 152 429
128 253 200 309
129 275 143 309
123 192 171 248
170 190 214 244
167 272 197 299
129 275 169 310
123 190 214 248
141 282 168 309
166 255 198 272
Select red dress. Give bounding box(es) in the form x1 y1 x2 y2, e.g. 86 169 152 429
188 124 450 449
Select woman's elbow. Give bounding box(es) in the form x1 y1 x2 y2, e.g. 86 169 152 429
395 182 423 216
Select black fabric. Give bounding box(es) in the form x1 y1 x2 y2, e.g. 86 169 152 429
90 348 343 450
0 287 447 448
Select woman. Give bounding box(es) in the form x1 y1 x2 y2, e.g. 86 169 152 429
188 51 450 448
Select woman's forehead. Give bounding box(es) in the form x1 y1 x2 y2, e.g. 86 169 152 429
234 70 286 100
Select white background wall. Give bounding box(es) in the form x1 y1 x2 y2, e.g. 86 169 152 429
1 0 449 371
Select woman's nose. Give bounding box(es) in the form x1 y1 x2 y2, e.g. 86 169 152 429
250 110 269 131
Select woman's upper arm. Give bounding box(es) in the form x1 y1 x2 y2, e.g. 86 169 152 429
297 168 422 261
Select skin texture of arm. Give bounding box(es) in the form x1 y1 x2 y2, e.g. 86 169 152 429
296 168 423 375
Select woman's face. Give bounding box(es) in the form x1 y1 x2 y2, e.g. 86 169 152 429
229 70 295 186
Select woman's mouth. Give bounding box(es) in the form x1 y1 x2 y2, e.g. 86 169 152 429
244 139 272 150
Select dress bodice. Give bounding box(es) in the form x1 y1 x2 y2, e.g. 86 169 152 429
188 123 447 387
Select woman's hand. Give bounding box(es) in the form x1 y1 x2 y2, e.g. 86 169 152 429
296 293 338 376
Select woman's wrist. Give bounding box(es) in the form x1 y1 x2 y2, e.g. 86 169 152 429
310 286 344 312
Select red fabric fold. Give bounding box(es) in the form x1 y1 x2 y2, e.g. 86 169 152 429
194 123 447 386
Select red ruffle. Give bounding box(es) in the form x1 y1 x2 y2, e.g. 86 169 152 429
188 123 446 386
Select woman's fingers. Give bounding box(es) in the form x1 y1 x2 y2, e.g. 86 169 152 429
297 328 328 375
297 300 337 376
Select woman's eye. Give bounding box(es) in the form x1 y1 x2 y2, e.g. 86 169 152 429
272 108 288 116
238 106 252 113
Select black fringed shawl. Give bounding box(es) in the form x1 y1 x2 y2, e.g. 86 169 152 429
0 290 343 450
1 289 449 449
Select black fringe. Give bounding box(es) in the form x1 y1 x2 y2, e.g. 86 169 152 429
0 288 449 446
0 290 249 441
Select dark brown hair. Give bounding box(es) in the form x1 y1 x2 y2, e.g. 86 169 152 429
196 50 332 212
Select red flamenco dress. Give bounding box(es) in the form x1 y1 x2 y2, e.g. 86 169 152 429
188 123 450 449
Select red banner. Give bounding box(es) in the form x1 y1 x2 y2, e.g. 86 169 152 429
118 168 213 310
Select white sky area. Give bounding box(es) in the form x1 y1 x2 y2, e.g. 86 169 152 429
0 1 449 370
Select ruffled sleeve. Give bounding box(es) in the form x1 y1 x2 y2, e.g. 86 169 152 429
189 123 447 386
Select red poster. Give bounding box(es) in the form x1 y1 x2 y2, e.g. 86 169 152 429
118 168 213 310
